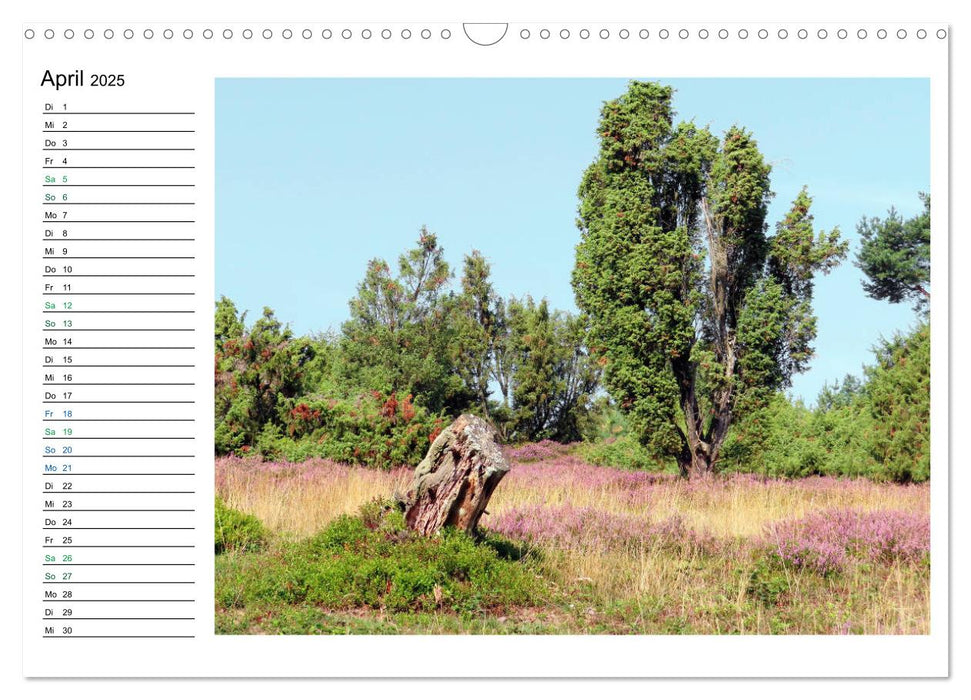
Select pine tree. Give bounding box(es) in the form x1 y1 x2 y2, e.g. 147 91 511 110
339 226 461 412
855 193 930 312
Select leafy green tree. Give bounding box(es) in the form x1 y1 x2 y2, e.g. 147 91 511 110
451 250 501 418
856 194 930 312
489 295 517 413
339 227 464 413
504 297 601 442
550 312 602 442
508 297 559 439
816 374 864 412
573 81 847 477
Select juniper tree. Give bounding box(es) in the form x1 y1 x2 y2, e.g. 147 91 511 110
855 193 930 313
452 250 500 418
505 297 601 442
573 81 847 477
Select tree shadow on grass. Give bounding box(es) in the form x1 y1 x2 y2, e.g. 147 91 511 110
475 530 543 564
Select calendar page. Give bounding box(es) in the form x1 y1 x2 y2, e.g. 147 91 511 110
17 7 950 681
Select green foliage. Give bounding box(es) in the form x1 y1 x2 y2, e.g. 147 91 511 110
856 194 930 312
215 232 601 466
580 435 669 472
746 557 791 607
447 250 601 443
451 250 501 418
579 402 670 471
214 299 308 454
215 497 268 554
213 86 924 481
215 501 548 614
816 374 864 411
721 323 930 482
863 324 930 482
339 227 466 414
573 80 846 476
260 390 445 468
503 297 601 443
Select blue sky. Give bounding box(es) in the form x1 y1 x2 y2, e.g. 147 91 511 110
216 78 929 405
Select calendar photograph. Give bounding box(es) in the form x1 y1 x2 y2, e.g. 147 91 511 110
211 77 931 636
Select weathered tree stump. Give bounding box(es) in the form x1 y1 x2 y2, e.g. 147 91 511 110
396 414 510 536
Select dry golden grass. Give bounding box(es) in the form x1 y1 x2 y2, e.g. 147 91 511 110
489 467 928 539
215 454 930 634
216 455 928 540
216 458 410 536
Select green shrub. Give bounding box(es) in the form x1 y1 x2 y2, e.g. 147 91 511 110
215 497 268 554
719 324 929 483
746 558 791 606
862 324 930 482
270 391 445 468
228 390 445 469
579 434 670 472
215 501 548 614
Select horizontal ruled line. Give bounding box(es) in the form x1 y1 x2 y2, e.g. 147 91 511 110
43 563 195 566
47 239 196 242
40 221 195 223
43 365 196 368
44 312 195 315
43 166 195 169
44 200 195 205
32 89 205 625
43 636 196 639
43 148 195 151
43 258 196 261
43 111 196 115
43 509 195 512
41 599 196 602
43 418 196 421
44 618 196 621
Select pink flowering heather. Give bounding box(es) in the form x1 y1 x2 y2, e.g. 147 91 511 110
500 456 928 510
502 454 673 507
503 440 577 463
761 508 930 574
487 503 711 552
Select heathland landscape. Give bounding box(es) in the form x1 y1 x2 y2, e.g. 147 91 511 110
215 81 932 635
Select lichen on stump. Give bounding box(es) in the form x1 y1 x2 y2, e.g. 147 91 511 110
396 414 510 536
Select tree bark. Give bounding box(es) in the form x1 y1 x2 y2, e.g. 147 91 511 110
396 414 510 536
677 445 715 479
